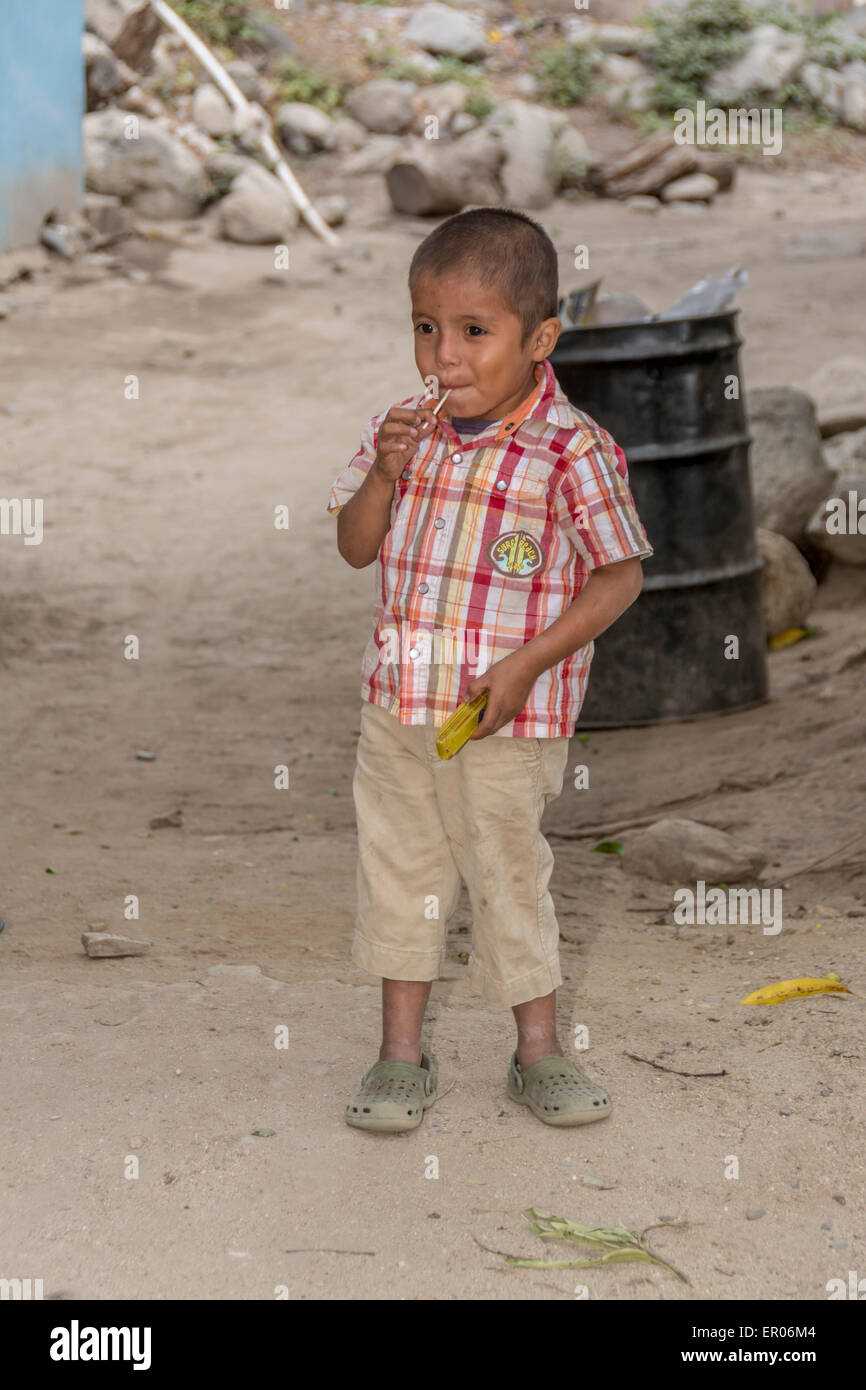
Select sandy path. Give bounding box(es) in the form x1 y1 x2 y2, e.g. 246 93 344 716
1 162 865 1299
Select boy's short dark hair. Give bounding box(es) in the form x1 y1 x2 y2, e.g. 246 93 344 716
408 207 559 347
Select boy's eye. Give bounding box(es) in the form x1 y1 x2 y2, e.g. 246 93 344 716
415 322 435 334
466 325 486 337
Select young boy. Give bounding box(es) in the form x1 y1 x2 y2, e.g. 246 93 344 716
327 208 652 1132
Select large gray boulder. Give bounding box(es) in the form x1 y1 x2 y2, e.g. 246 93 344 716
403 3 489 62
82 33 136 110
486 100 558 209
84 109 209 218
706 24 806 102
192 83 234 138
217 165 299 243
800 62 845 118
598 54 655 112
276 102 336 155
345 79 417 134
756 529 817 638
621 818 768 884
806 356 866 437
842 60 866 132
805 429 866 566
747 387 834 540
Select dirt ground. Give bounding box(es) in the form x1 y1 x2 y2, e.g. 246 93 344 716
2 158 865 1302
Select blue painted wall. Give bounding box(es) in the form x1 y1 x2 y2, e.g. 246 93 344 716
0 0 84 251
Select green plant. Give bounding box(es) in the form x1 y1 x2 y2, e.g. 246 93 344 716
172 0 269 48
531 42 598 108
272 56 344 113
641 0 753 111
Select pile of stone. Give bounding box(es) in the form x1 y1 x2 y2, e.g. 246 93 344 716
75 1 866 244
565 10 866 133
746 363 866 638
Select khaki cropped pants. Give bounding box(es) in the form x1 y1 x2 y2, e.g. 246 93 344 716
350 699 571 1007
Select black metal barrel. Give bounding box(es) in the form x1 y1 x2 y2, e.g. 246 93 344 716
550 310 767 726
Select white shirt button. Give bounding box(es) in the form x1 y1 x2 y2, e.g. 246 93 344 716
401 468 410 479
451 452 463 464
418 582 429 594
433 518 445 529
408 646 420 660
495 478 508 490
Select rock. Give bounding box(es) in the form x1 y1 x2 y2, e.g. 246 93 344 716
115 84 165 119
626 194 660 214
598 54 655 112
800 62 845 118
386 127 504 215
85 0 162 71
403 3 489 62
411 81 467 136
316 194 350 227
553 124 594 190
746 1207 766 1220
515 73 539 99
621 818 768 883
451 112 478 137
842 60 866 132
486 101 557 209
824 426 866 476
82 33 136 110
204 150 258 187
342 135 406 176
707 24 806 102
81 931 151 958
659 172 718 203
806 357 866 437
226 60 263 102
82 192 135 238
756 529 817 638
217 165 299 244
747 388 833 539
84 110 209 219
595 24 654 58
147 33 181 89
192 84 234 138
345 79 417 135
330 116 368 154
276 102 336 155
149 809 182 829
806 437 866 565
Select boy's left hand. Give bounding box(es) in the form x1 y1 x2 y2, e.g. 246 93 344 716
465 649 540 739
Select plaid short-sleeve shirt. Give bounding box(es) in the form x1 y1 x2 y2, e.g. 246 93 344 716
327 359 653 737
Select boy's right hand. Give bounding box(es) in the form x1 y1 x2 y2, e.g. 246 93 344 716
373 407 437 482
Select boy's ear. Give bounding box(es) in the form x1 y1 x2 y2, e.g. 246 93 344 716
532 317 562 360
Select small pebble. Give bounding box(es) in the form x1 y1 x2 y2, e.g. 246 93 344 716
135 750 156 761
820 1088 832 1096
746 1207 766 1220
428 1212 440 1219
779 1107 792 1115
833 1194 846 1206
832 1241 848 1250
821 1222 831 1231
582 1176 605 1188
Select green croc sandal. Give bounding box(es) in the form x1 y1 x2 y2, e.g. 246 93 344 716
345 1052 438 1133
507 1051 611 1127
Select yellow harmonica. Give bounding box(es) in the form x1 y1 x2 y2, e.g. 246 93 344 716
435 692 489 760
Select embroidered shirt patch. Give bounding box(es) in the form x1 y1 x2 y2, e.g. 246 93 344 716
486 530 544 577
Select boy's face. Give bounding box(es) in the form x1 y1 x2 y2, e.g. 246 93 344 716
411 269 561 421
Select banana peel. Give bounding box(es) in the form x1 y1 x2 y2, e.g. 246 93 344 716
740 973 860 1006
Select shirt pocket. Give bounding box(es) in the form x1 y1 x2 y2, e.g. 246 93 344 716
494 461 552 534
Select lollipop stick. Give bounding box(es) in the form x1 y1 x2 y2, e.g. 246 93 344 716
432 389 452 417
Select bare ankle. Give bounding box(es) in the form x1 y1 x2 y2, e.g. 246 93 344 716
379 1042 422 1065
